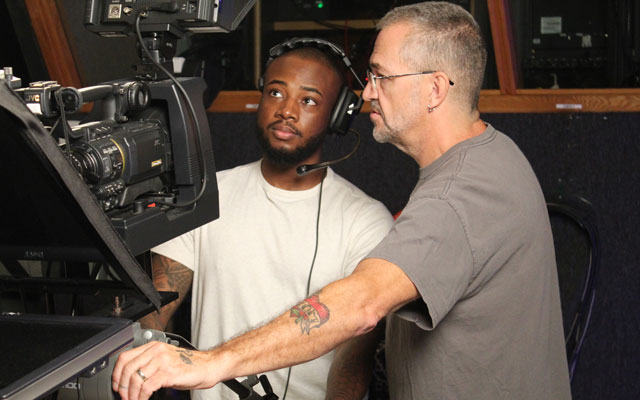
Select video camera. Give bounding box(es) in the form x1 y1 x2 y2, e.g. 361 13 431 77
9 74 218 256
5 0 259 257
15 79 168 211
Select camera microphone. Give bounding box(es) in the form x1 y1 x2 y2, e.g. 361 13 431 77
297 130 361 176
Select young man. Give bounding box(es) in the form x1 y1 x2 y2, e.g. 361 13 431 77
137 42 393 400
113 3 571 400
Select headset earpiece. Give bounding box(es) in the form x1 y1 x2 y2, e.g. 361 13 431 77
329 86 363 136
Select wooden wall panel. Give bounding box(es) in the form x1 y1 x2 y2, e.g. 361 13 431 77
487 0 519 94
24 0 82 88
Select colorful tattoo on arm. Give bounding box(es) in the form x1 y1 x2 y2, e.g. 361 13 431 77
289 295 331 335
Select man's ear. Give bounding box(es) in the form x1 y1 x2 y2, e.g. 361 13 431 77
427 71 452 111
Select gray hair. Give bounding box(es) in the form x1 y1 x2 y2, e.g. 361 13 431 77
378 1 487 112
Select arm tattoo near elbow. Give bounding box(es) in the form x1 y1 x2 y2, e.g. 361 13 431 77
289 295 331 335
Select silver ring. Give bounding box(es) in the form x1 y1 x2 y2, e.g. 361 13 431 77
119 384 128 389
136 368 148 381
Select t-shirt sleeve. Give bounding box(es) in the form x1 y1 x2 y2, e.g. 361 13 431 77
343 201 394 277
151 228 197 272
367 197 473 330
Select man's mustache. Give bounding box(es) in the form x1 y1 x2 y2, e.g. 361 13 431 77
370 100 382 115
267 120 302 137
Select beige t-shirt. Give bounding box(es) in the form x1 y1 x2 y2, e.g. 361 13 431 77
154 161 393 400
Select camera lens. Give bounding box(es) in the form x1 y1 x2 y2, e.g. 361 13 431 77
69 140 124 185
70 149 101 184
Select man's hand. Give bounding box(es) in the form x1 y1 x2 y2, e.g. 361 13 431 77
111 341 218 400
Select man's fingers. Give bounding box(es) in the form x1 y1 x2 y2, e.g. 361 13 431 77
126 362 159 400
112 343 150 392
113 342 166 399
136 369 164 400
110 340 212 399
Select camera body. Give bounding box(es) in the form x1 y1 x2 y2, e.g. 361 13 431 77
12 76 219 255
14 79 172 212
68 118 168 211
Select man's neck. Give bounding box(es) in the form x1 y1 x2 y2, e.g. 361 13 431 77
413 109 486 168
260 159 326 190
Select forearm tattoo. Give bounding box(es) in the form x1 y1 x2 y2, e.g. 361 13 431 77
176 348 194 365
289 295 330 335
157 257 192 292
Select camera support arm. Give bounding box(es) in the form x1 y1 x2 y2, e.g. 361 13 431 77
80 81 151 124
223 374 279 400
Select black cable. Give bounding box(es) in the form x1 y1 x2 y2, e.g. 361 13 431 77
547 194 600 383
282 174 325 400
305 175 324 306
49 117 61 136
165 331 196 350
135 10 209 208
53 89 73 158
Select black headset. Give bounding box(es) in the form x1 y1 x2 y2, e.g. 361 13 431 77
258 37 365 136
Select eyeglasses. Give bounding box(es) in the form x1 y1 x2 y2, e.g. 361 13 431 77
366 68 454 92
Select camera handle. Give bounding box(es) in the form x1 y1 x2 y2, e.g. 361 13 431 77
223 374 279 400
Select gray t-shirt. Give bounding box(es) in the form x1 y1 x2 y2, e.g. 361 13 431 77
368 125 571 399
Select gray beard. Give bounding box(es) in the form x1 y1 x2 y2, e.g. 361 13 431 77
370 100 396 143
372 126 392 143
371 115 400 144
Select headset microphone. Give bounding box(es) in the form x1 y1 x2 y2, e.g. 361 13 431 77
297 130 361 176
